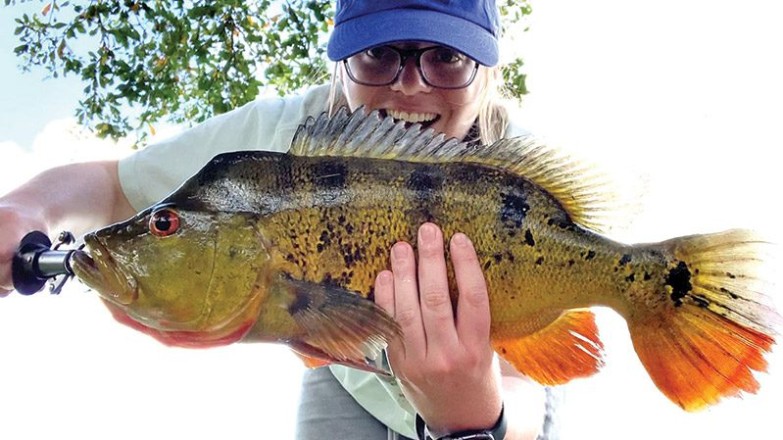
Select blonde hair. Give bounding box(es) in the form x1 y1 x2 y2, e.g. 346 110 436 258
326 63 510 146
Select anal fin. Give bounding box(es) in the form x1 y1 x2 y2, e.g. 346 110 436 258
290 341 391 376
493 309 605 385
292 350 331 370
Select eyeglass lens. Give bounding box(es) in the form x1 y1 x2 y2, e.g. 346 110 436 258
345 46 478 89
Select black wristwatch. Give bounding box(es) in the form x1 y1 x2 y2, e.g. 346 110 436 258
415 405 507 440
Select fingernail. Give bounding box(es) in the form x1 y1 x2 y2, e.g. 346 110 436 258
452 233 470 248
419 223 436 243
392 242 407 260
377 271 393 286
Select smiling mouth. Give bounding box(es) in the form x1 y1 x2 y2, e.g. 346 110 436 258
381 109 440 129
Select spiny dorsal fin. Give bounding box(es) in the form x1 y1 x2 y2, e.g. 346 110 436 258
290 106 617 233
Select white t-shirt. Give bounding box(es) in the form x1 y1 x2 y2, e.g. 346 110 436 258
118 84 528 438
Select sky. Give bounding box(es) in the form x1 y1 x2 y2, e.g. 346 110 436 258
1 1 783 439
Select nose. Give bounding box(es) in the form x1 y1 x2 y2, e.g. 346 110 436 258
389 58 432 95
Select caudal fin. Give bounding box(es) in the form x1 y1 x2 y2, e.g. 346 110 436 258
630 230 780 411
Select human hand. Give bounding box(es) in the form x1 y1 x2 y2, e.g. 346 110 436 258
374 223 503 435
0 202 47 296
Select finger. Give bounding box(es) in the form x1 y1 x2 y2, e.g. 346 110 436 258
390 241 425 358
0 243 15 292
374 270 405 359
451 232 492 349
416 223 458 351
373 270 395 316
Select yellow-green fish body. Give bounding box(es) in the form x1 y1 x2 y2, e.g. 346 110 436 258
72 108 779 411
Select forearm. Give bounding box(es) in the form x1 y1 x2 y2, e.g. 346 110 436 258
1 160 135 235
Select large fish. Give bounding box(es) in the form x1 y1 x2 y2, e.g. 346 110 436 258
71 107 779 411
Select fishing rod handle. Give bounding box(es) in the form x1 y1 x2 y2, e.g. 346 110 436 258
12 231 75 295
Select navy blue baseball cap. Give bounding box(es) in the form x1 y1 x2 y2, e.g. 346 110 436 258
327 0 501 67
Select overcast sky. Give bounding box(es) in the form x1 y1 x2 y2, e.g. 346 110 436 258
2 1 782 439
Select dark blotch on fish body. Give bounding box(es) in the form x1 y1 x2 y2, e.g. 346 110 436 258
524 230 536 247
312 160 348 189
547 216 578 232
500 192 530 233
619 254 632 266
585 250 596 260
407 166 444 194
406 166 443 224
666 261 693 307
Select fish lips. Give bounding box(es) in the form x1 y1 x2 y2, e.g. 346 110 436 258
71 234 139 306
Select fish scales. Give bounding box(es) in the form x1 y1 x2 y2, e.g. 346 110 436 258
71 107 781 411
189 151 628 326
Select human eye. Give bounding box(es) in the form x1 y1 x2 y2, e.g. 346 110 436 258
365 46 395 61
430 47 466 64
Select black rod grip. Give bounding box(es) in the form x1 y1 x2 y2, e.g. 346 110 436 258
11 231 73 295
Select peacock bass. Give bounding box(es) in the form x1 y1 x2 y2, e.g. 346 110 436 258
71 107 779 411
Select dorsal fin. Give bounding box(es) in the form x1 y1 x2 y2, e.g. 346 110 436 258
290 107 616 233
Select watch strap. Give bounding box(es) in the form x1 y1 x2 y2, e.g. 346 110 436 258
415 404 506 440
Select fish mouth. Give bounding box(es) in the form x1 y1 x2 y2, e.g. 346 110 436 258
71 235 139 306
381 109 440 130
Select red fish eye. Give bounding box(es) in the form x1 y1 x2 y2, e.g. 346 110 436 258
149 208 180 237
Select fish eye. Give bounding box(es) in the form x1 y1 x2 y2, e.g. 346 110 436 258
149 208 181 237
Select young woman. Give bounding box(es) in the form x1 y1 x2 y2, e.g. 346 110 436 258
0 1 555 438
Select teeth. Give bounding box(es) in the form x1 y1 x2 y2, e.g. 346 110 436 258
387 109 437 123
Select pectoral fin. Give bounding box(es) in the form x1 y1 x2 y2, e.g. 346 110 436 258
282 277 401 375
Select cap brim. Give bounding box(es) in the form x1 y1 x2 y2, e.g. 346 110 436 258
327 9 498 67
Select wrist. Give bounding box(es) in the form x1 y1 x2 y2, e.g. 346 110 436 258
416 404 506 440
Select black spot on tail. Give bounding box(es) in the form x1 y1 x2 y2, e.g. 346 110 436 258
666 261 693 307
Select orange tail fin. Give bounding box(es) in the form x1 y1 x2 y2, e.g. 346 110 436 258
493 309 604 385
630 230 780 411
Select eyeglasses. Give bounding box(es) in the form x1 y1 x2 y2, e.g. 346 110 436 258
343 45 480 89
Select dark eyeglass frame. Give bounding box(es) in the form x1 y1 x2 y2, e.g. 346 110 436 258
343 45 480 90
